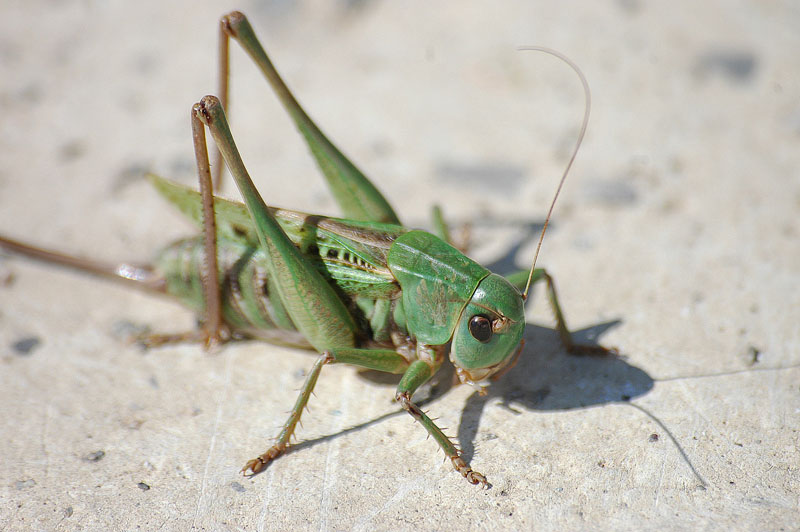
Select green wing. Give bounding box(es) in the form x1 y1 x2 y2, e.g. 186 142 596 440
147 174 406 298
148 173 260 246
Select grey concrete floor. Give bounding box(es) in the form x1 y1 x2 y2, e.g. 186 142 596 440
0 1 797 530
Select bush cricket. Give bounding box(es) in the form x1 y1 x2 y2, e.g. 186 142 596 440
0 11 613 487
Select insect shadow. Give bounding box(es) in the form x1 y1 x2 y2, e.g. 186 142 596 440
452 216 651 465
291 317 647 471
455 320 649 464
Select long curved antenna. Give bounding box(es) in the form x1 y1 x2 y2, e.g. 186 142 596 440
519 46 591 301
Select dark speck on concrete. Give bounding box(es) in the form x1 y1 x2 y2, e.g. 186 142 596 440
747 345 761 365
12 336 40 356
693 50 757 84
83 450 106 462
137 482 150 491
231 481 246 493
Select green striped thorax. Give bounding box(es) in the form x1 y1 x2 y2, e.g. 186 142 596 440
388 231 525 387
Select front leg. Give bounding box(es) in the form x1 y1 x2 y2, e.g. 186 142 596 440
396 358 488 487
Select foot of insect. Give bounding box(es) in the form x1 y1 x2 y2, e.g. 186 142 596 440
566 342 618 357
133 324 231 352
241 444 286 476
451 455 487 487
396 391 489 487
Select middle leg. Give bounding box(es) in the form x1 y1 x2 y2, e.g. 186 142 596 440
242 347 410 475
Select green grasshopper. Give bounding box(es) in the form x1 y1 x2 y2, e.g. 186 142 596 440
0 12 611 487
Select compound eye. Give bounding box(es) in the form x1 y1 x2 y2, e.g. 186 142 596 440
468 315 493 343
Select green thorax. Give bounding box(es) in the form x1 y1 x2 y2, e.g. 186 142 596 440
387 230 490 345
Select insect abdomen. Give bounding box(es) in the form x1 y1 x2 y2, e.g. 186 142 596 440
154 231 409 346
154 236 299 339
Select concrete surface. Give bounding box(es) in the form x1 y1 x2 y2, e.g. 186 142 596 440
0 1 797 530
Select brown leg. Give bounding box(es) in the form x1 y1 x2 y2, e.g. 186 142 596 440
190 104 228 349
137 104 229 350
136 330 211 349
